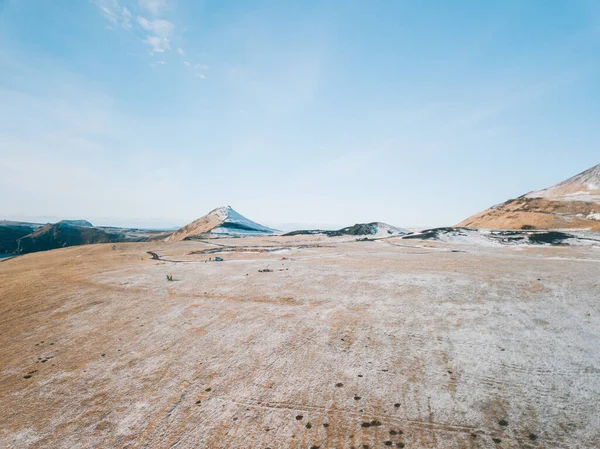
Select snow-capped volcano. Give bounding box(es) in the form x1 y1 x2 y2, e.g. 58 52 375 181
166 206 279 241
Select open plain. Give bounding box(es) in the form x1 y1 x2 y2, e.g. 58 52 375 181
1 235 599 448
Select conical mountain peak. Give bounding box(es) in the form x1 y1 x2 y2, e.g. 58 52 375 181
166 206 278 241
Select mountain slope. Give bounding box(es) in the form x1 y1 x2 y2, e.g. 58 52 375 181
166 206 278 241
458 163 600 231
17 220 122 254
16 221 168 255
524 163 600 203
0 221 42 254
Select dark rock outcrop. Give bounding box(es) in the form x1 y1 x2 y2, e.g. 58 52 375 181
284 222 407 238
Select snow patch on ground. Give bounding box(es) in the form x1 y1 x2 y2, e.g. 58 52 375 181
364 222 408 237
403 227 600 247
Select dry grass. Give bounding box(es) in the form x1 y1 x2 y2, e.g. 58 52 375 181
1 237 599 448
458 197 600 231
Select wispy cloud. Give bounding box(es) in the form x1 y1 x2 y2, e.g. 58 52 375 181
92 0 132 30
138 0 169 16
192 63 208 78
92 0 176 56
91 0 210 73
137 16 174 53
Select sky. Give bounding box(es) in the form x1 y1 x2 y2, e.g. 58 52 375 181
1 0 599 229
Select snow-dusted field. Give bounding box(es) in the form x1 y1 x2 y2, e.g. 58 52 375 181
1 235 599 448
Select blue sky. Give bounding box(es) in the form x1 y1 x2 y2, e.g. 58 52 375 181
1 0 599 229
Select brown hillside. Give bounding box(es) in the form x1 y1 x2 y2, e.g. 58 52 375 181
458 163 600 230
458 197 600 230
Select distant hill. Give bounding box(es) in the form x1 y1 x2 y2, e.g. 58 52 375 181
17 220 125 254
59 219 94 227
284 222 408 238
166 206 279 241
458 163 600 231
2 220 171 255
0 221 42 254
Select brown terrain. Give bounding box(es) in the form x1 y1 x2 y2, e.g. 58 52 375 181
1 235 599 448
166 211 225 241
458 163 600 230
457 197 600 231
